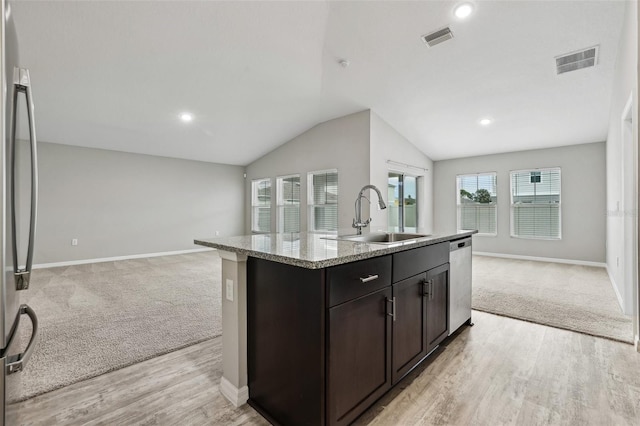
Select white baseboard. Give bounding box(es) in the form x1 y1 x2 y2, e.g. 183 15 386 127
473 251 606 268
606 265 626 313
33 247 215 269
219 376 249 407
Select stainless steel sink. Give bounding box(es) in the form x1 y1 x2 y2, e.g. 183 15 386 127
329 232 431 244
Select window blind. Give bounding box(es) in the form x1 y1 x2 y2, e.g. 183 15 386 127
510 168 561 239
456 173 497 235
251 178 271 233
308 171 338 232
277 175 300 233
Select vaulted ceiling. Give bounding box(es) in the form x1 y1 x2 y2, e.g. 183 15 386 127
11 0 626 165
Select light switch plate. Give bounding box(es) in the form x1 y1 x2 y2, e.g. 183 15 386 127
225 279 234 302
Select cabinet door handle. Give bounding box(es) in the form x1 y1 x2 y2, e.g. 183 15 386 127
386 297 396 322
430 280 434 301
360 274 379 283
423 279 431 298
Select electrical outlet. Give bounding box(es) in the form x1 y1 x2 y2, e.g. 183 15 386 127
71 238 78 246
225 279 234 302
215 230 220 236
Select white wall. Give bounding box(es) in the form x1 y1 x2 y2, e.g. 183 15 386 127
636 0 640 346
606 0 638 315
433 142 606 263
33 142 245 264
369 111 433 233
245 110 371 233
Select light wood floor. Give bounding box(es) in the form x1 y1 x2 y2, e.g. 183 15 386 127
8 311 640 425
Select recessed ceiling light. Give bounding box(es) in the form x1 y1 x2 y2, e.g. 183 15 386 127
454 2 474 19
180 112 193 122
479 118 492 126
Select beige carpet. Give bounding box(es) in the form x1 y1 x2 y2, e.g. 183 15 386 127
8 250 222 402
472 255 633 344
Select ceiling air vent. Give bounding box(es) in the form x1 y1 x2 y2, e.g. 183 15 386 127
555 46 599 75
421 27 454 48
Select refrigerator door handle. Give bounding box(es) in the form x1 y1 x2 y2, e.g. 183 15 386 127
5 305 39 375
11 67 38 291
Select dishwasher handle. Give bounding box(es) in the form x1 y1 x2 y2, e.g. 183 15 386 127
450 238 472 251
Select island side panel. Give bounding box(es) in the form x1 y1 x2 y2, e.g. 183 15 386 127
247 257 326 426
218 250 249 407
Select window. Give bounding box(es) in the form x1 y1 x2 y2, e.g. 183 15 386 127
510 168 561 239
308 170 338 233
251 178 271 233
276 175 301 233
388 173 418 233
456 173 497 235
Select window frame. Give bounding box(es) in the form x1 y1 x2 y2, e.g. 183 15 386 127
510 167 562 240
276 174 301 233
251 177 272 234
456 172 498 236
307 169 339 234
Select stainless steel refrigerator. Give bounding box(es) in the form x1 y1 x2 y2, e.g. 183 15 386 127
0 0 39 423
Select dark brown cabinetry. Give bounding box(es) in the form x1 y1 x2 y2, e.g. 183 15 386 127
247 258 326 426
426 263 450 353
326 255 393 425
328 287 392 425
247 242 451 426
391 273 427 384
390 242 450 385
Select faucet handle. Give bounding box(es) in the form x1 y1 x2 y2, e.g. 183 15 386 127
352 218 371 230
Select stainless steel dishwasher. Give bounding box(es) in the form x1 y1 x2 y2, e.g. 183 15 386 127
449 237 473 335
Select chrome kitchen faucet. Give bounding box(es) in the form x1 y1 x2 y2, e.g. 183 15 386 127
353 185 387 235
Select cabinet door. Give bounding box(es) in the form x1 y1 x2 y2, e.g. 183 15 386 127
392 273 427 384
327 287 392 426
426 263 449 353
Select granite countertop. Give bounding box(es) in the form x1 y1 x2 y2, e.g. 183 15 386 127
194 230 477 269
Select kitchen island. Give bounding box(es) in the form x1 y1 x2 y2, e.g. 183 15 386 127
195 230 476 426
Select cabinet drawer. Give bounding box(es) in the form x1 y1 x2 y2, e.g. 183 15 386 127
392 242 449 283
327 255 392 307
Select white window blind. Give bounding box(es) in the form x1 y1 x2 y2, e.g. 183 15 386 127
510 168 561 239
251 178 271 233
308 170 338 233
277 175 301 233
456 173 497 235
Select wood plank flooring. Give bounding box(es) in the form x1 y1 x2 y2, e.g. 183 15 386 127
6 338 267 426
8 311 640 425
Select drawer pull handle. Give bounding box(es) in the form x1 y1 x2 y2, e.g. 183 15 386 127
360 274 379 283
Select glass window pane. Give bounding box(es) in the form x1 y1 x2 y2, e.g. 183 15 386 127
308 171 338 232
456 173 497 235
277 175 300 233
403 176 417 232
388 173 401 232
251 179 271 233
510 168 561 239
388 173 419 233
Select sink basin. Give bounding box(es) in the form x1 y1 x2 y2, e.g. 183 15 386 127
330 232 431 244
